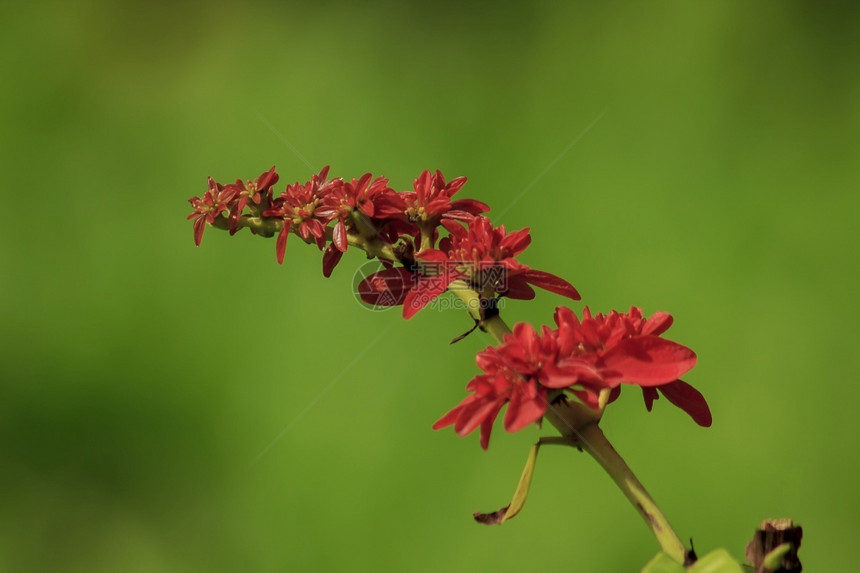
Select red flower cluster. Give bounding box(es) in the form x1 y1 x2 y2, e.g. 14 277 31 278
375 169 490 227
227 166 279 234
262 167 339 262
188 165 711 450
187 167 491 277
434 306 711 449
190 166 577 319
187 177 239 247
316 173 395 276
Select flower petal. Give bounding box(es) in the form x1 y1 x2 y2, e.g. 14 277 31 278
603 336 697 386
192 217 206 246
432 403 463 430
542 357 603 388
641 387 659 412
440 218 466 235
358 200 375 217
414 249 449 263
642 311 674 336
499 227 531 255
322 244 344 278
256 166 279 190
479 404 503 450
504 382 546 433
333 219 348 252
521 269 581 300
657 380 712 427
449 198 490 215
275 221 292 264
455 397 504 437
503 278 536 300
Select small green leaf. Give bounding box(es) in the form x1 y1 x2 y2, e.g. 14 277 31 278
500 441 541 523
473 441 541 525
688 548 746 573
473 437 575 525
641 551 685 572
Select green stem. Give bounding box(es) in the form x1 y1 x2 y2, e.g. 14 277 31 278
418 223 435 252
481 313 513 341
216 214 400 261
543 407 687 563
211 214 279 236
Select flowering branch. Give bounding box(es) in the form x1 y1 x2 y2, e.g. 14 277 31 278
187 165 794 570
447 285 688 562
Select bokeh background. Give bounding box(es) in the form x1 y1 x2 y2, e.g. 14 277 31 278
2 1 858 571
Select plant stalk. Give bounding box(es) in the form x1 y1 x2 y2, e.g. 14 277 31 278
543 405 687 563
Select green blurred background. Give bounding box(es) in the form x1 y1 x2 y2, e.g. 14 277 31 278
2 1 858 570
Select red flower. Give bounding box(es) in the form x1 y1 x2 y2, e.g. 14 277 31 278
374 169 489 225
434 306 709 449
263 167 336 264
550 306 696 387
187 177 237 246
405 217 580 318
225 166 279 234
589 307 712 426
433 323 552 449
318 173 393 251
315 173 403 277
547 306 704 420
